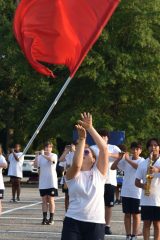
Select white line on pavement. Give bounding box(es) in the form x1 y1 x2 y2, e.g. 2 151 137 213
1 196 64 215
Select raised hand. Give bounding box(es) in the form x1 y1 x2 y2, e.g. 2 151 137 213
75 124 86 140
78 112 92 130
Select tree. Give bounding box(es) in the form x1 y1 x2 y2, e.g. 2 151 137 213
0 0 160 152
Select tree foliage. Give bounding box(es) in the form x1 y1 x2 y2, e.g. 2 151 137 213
0 0 160 152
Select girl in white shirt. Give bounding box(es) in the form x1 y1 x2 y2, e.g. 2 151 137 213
8 144 24 202
0 145 8 214
61 112 108 240
135 138 160 240
35 142 58 225
111 142 144 240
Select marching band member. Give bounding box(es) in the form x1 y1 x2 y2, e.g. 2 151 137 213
34 141 58 225
61 112 108 240
135 138 160 240
8 144 24 202
0 144 7 214
111 142 144 240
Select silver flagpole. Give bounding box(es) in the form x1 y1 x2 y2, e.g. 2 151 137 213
21 76 72 156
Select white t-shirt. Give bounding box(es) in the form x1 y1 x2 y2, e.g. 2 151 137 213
90 144 121 186
0 155 7 190
59 152 74 169
38 153 58 190
8 152 24 178
65 165 106 224
136 157 160 206
118 157 145 199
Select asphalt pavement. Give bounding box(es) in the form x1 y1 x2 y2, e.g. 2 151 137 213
0 177 153 240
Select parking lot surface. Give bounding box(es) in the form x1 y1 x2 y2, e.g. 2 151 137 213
0 178 153 240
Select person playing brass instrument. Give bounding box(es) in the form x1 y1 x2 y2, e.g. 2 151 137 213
135 138 160 240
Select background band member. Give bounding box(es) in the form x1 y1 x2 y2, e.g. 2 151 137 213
135 138 160 240
35 141 58 225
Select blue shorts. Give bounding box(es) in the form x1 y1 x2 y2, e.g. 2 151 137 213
61 217 105 240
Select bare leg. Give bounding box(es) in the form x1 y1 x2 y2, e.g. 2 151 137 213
16 179 21 200
65 193 69 212
115 187 119 201
105 206 112 226
11 179 17 200
124 213 131 236
42 196 48 213
132 213 141 235
153 221 160 240
143 220 152 240
48 196 55 213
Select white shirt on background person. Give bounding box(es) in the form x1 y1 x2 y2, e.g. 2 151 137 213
136 157 160 206
37 153 58 190
0 155 7 189
118 156 145 199
8 152 24 178
90 144 121 186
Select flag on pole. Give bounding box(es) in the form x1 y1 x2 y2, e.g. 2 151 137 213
14 0 120 77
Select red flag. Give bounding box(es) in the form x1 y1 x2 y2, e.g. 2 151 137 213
14 0 120 77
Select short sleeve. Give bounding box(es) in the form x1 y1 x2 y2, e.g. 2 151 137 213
117 159 126 171
0 155 7 164
135 162 144 180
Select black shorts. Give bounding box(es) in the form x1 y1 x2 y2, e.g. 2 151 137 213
104 184 115 207
141 206 160 221
39 188 58 197
0 190 4 199
10 176 21 180
122 197 140 214
61 217 105 240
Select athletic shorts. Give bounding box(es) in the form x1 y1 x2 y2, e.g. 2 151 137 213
10 176 21 180
141 206 160 221
0 190 4 199
61 217 105 240
104 184 115 207
122 197 141 214
39 188 58 197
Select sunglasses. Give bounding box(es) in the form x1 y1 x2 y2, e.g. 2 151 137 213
84 149 90 156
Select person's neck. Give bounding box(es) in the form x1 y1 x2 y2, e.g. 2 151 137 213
152 154 159 161
81 163 93 171
132 155 139 160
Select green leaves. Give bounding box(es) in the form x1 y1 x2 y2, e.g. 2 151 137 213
0 0 160 151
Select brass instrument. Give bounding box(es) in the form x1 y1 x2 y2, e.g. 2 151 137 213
145 152 154 196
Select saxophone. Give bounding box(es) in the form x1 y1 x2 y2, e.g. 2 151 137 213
144 152 154 196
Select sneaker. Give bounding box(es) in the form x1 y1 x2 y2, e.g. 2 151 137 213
131 236 137 240
10 198 17 203
48 219 54 225
16 198 20 202
105 226 112 235
41 219 48 225
118 199 122 204
126 236 131 240
114 199 119 205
